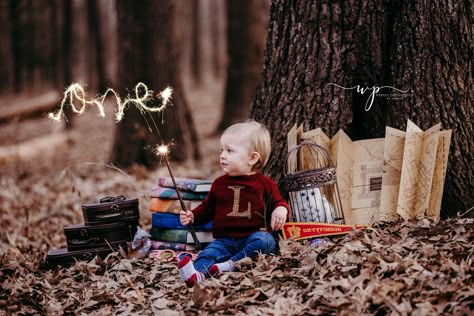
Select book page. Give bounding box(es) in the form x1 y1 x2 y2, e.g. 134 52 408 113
427 129 452 220
397 120 441 220
330 129 354 223
379 127 406 221
287 123 298 174
300 128 331 171
344 208 376 226
350 138 385 224
415 123 441 215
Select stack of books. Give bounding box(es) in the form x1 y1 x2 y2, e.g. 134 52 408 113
149 176 215 251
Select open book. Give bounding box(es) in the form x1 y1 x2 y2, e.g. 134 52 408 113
380 121 452 221
287 120 451 224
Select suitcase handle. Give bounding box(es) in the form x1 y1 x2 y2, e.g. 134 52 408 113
69 237 100 245
100 195 126 203
96 209 134 220
97 212 122 219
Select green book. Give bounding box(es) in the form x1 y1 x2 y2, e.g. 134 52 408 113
149 227 215 244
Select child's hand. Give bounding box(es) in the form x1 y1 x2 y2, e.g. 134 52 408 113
180 210 194 226
271 206 288 231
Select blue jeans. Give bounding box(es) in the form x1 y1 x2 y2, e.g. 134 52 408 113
193 231 276 277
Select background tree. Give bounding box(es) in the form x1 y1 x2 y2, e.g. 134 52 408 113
251 0 473 217
190 0 202 82
110 0 200 168
216 0 270 132
3 0 62 94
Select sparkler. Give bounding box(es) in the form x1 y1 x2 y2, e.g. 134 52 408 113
50 82 201 248
48 82 172 122
155 144 202 250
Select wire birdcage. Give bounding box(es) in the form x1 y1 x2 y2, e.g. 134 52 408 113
284 139 345 224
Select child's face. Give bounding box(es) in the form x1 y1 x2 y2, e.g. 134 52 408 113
220 131 255 176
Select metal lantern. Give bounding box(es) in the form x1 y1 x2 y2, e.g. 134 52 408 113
284 139 345 224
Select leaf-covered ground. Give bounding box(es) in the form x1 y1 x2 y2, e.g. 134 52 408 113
0 82 472 315
0 165 473 315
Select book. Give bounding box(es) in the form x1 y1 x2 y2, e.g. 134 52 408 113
151 185 208 201
150 240 209 251
287 120 452 224
149 227 215 244
149 198 202 214
152 212 213 231
158 176 213 193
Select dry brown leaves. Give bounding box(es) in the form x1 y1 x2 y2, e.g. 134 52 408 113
0 168 473 315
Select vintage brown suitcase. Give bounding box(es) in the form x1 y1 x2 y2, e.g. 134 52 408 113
64 221 138 251
46 247 117 266
82 195 140 226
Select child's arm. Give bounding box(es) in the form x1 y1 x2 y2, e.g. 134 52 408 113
271 206 288 230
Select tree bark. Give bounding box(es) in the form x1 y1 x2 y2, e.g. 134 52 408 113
87 0 107 92
216 0 270 132
209 0 227 77
252 0 382 183
251 0 473 217
111 0 200 168
0 0 14 93
191 0 202 81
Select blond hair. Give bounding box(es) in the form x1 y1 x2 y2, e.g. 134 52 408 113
223 120 271 171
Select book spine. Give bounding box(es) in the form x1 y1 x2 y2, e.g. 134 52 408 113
150 186 207 200
149 227 188 243
186 231 215 244
158 177 198 192
150 240 190 251
151 213 213 231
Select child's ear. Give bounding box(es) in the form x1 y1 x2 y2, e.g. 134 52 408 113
248 152 260 166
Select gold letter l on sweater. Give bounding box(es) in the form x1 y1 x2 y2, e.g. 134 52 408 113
227 186 251 219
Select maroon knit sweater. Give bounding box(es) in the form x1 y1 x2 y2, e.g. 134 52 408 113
192 173 290 238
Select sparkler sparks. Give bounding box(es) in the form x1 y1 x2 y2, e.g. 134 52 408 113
154 144 170 156
48 82 172 122
158 86 173 107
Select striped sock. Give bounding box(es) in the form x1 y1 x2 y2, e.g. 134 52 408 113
185 271 206 288
178 255 205 287
209 260 235 276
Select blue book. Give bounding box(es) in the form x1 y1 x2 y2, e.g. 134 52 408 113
151 212 213 231
151 185 208 201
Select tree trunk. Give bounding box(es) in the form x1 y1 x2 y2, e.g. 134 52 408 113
191 0 202 82
87 0 107 92
0 1 14 94
110 0 200 168
4 0 63 94
209 0 227 78
9 0 32 93
250 0 473 217
251 0 381 183
70 0 89 88
216 0 270 132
